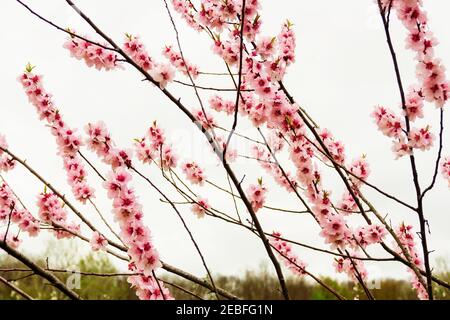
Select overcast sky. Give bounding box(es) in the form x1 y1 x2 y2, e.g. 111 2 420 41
0 0 449 283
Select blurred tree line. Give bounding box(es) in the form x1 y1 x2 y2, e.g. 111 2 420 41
0 241 449 300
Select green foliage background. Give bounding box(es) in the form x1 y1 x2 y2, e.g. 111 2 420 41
0 242 449 300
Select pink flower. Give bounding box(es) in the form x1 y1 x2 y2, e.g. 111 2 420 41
103 168 132 199
392 138 412 159
349 156 370 185
441 157 450 187
181 161 206 185
355 224 387 247
128 275 173 300
242 16 262 42
0 183 40 237
319 215 352 250
404 87 424 121
86 121 169 298
371 106 404 138
319 129 346 165
238 93 269 126
134 137 154 164
256 36 276 59
214 135 238 163
416 58 448 107
277 21 296 66
160 144 178 170
63 32 119 71
150 63 175 89
267 131 285 153
408 126 435 151
212 37 242 66
0 135 15 172
333 255 368 283
395 223 428 300
390 0 449 108
123 35 154 71
19 68 95 203
337 192 357 214
193 109 216 129
85 121 112 158
209 95 235 115
270 231 307 276
247 181 267 212
105 148 133 169
134 122 169 166
191 198 209 218
90 231 108 251
37 192 78 239
0 232 22 249
171 0 202 31
162 45 199 78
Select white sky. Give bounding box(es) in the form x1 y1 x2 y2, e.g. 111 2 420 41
0 0 449 283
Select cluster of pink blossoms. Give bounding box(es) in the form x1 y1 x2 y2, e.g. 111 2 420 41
371 105 434 158
18 69 95 204
65 33 178 90
63 32 119 71
373 0 448 159
85 122 172 300
128 275 172 300
134 122 177 170
0 182 40 241
0 135 15 172
441 157 450 187
277 21 296 67
181 161 206 185
37 192 80 239
209 95 236 115
246 180 267 213
123 35 175 89
171 2 391 282
318 214 352 250
269 232 307 276
252 145 297 192
318 129 346 165
388 0 449 108
193 109 216 129
355 225 387 248
90 231 108 251
162 45 199 78
333 255 368 282
1 136 40 246
191 197 209 219
267 131 285 153
171 0 202 31
174 1 381 262
338 156 371 212
134 122 213 218
85 122 132 169
123 35 154 70
395 223 428 299
197 0 260 33
0 231 21 249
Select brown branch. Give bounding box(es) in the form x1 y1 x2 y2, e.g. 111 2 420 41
376 0 433 299
0 241 80 299
15 0 117 52
0 275 34 300
173 80 251 92
224 0 247 159
421 108 445 199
